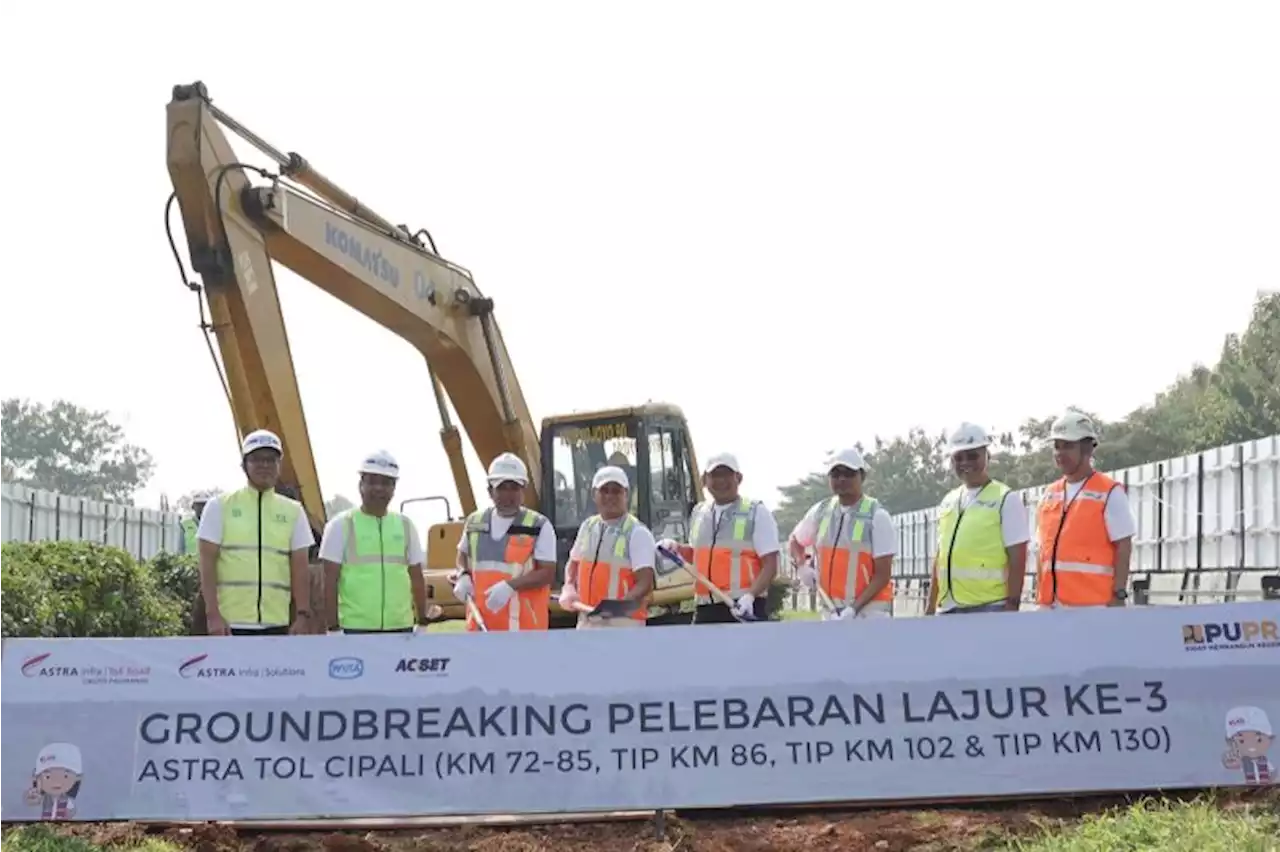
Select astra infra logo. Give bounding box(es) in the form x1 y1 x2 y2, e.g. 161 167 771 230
21 653 62 677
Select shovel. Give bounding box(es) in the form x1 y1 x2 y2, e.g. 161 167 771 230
656 545 759 622
464 597 490 633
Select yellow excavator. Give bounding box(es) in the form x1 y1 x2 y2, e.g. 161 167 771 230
164 82 700 628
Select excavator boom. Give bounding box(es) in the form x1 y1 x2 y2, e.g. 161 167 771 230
166 82 539 529
166 82 701 627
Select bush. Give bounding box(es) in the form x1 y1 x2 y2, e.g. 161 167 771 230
1 541 184 638
145 551 200 634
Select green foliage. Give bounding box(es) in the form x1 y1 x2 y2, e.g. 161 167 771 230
775 293 1280 530
1 398 155 504
0 541 183 638
146 551 201 634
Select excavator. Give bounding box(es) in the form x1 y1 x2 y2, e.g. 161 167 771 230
164 81 700 629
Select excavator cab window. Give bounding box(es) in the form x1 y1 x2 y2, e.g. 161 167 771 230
544 417 641 534
541 412 699 583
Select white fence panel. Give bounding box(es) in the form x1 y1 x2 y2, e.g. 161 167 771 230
1 483 185 561
779 434 1280 616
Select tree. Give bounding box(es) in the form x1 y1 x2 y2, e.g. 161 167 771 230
774 292 1280 526
326 493 355 517
1 399 155 504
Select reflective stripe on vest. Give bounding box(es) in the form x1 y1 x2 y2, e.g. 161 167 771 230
1036 471 1118 607
216 486 300 626
464 506 550 632
935 480 1011 610
338 510 414 630
688 497 761 602
815 495 893 606
578 513 647 621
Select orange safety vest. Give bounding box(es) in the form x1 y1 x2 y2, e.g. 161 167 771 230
676 497 763 603
463 506 552 631
813 495 893 609
1036 471 1119 607
574 513 649 622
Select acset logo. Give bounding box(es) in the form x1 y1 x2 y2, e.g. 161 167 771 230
395 656 452 676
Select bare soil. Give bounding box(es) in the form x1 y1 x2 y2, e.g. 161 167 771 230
36 788 1280 852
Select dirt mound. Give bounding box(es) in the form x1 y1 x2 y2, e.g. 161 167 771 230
24 789 1280 852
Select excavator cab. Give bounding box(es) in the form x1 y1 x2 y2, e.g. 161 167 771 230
539 402 701 625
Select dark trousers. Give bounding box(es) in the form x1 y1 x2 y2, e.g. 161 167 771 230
692 597 769 625
230 626 289 636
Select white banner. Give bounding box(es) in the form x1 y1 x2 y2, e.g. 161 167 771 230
3 602 1278 822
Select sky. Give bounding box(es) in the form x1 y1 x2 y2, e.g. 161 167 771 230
1 2 1277 533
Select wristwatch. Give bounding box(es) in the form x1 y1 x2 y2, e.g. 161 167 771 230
1112 588 1128 602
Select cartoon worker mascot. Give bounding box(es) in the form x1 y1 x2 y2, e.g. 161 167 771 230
24 742 83 819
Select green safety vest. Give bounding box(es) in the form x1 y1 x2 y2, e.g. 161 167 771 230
338 510 415 630
216 486 302 626
935 480 1012 609
181 517 198 554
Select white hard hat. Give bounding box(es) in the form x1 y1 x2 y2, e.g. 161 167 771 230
825 448 867 472
358 450 400 479
947 422 992 456
702 452 741 474
241 429 283 458
486 452 529 486
35 742 83 776
592 465 629 490
1050 409 1099 443
1225 705 1273 738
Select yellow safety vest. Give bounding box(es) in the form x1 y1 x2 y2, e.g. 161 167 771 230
338 510 415 631
935 480 1012 610
181 517 198 554
216 486 302 626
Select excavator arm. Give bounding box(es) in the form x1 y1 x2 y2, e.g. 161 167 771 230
165 82 540 533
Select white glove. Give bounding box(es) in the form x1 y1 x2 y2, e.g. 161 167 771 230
796 565 817 589
558 584 580 609
732 592 756 619
657 538 681 555
837 606 856 621
485 580 515 613
452 573 474 602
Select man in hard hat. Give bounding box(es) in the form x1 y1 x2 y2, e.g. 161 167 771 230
179 496 208 556
558 465 657 629
1035 409 1136 609
925 423 1029 615
658 452 780 624
451 452 557 631
196 429 315 636
319 450 428 634
786 448 896 619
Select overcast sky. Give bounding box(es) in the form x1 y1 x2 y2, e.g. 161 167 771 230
2 2 1276 531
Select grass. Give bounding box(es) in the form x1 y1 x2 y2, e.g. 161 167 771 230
2 826 181 852
1001 794 1280 852
777 608 820 621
